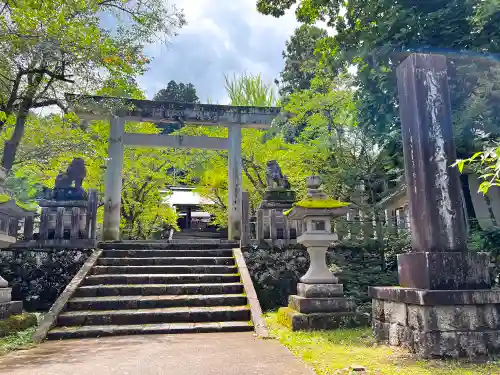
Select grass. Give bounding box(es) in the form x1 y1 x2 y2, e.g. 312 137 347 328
0 326 36 355
265 312 500 375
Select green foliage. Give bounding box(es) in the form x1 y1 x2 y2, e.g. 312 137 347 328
153 80 199 103
175 73 317 226
0 250 91 311
266 313 500 375
0 326 36 356
243 244 397 315
223 72 279 107
0 314 37 338
278 24 328 96
7 78 179 238
258 0 500 159
454 146 500 194
0 0 185 170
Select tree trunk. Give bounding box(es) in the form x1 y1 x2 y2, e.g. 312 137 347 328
2 109 28 172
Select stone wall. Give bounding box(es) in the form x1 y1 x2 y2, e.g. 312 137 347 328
372 289 500 358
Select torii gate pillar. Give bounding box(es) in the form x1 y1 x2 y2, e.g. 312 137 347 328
228 124 242 241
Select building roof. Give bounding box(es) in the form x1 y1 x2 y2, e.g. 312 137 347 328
162 186 214 207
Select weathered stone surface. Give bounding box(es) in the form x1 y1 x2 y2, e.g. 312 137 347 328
84 273 241 285
372 299 385 321
398 252 490 290
75 283 244 297
0 301 22 320
406 304 500 332
372 295 500 358
57 306 251 326
396 53 468 254
90 265 238 275
278 307 357 331
372 319 389 342
97 256 235 266
297 283 343 298
288 295 355 314
0 288 11 303
369 286 500 305
383 301 407 326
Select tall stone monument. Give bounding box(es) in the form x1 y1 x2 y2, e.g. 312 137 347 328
370 53 500 358
278 176 356 330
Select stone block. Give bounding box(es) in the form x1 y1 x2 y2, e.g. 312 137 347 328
0 288 11 303
407 304 500 332
289 295 355 314
388 323 405 346
369 286 500 305
412 330 496 358
0 301 22 320
383 301 407 326
398 252 490 290
372 319 389 341
0 277 8 288
372 299 385 321
297 283 343 298
278 307 357 331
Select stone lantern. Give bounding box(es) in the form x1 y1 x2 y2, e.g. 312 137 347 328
279 176 357 331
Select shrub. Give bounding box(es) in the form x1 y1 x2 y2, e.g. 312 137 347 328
0 250 91 311
243 244 398 316
0 313 37 338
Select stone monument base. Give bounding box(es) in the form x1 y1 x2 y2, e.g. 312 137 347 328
0 301 22 320
370 286 500 358
278 283 358 331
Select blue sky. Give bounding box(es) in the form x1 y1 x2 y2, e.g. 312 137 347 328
138 0 299 104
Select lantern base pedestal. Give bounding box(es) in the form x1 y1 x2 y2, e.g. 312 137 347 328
279 282 361 331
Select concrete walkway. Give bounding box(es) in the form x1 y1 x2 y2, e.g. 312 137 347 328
0 333 315 375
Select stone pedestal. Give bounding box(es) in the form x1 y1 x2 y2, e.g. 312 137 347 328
0 276 21 320
370 287 500 358
257 189 297 244
279 283 357 331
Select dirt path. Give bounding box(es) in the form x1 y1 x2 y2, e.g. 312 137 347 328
0 332 315 375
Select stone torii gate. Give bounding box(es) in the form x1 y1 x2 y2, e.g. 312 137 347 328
65 94 280 241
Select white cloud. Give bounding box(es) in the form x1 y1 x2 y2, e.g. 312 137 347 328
138 0 299 104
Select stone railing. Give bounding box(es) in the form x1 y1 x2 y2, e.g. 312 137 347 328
12 189 98 249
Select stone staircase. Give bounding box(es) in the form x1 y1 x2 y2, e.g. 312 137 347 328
47 243 253 339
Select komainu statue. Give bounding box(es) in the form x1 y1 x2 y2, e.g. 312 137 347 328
52 158 87 200
54 158 86 189
266 160 291 189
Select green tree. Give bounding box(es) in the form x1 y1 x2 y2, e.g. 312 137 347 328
153 80 200 135
174 73 315 226
257 0 500 155
9 77 179 239
153 80 199 103
278 24 328 96
0 0 185 171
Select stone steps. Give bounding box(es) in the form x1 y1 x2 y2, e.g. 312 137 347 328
47 242 252 340
90 265 238 275
57 306 251 326
67 294 248 310
47 321 252 340
74 283 245 297
83 274 241 285
102 249 234 258
97 257 235 266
